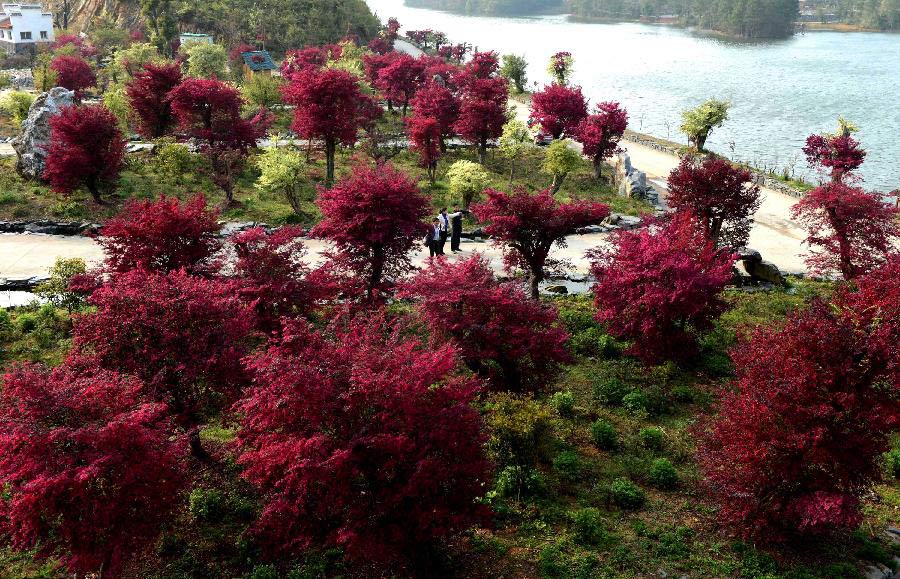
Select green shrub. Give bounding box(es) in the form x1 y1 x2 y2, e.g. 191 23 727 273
648 458 679 490
495 465 545 499
188 488 226 523
622 390 649 416
154 140 197 178
593 376 631 406
16 313 36 333
538 542 569 578
570 327 619 358
248 565 278 579
885 449 900 479
558 305 596 334
590 419 617 451
0 309 12 337
34 258 87 312
553 450 585 484
639 427 664 451
570 507 608 546
550 390 576 418
610 478 645 510
485 392 552 468
656 526 692 558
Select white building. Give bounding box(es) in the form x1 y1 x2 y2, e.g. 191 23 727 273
0 3 54 55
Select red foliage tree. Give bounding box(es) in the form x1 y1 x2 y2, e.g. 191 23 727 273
472 187 609 299
400 256 570 393
235 313 491 571
575 101 628 179
697 277 900 540
362 50 398 87
50 54 96 98
99 194 221 274
0 361 186 577
666 156 761 249
410 80 459 151
282 68 379 185
52 34 98 59
384 16 401 45
406 115 442 183
43 104 125 203
232 226 333 332
590 215 733 364
454 76 508 164
374 53 426 115
790 181 899 279
169 77 267 204
803 133 866 183
279 47 327 79
367 36 391 55
455 50 499 87
126 61 183 138
312 161 429 303
72 269 257 456
530 83 588 139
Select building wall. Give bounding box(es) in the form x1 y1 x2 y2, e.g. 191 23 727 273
0 4 55 55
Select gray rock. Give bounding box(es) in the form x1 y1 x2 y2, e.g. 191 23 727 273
745 259 786 286
618 215 642 229
737 247 762 263
863 564 892 579
619 169 650 199
12 87 75 180
544 285 568 295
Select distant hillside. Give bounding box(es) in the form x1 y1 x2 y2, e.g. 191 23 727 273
65 0 381 53
404 0 566 16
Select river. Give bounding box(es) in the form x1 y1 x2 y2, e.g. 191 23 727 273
366 0 900 192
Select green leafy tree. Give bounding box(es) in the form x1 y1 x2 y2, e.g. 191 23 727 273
34 258 87 312
33 53 58 92
542 139 581 193
0 91 35 128
141 0 177 56
242 74 283 110
498 119 534 183
111 43 160 82
447 159 491 208
185 42 228 79
500 54 528 93
680 99 729 151
256 144 312 217
102 85 132 133
328 39 367 77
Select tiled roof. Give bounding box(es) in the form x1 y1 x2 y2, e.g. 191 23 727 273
241 50 277 71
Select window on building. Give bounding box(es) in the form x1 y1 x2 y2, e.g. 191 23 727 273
40 31 47 39
20 31 32 40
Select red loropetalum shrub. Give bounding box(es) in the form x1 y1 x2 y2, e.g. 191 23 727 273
50 54 96 98
406 114 442 183
410 80 459 150
575 101 628 179
126 61 183 138
232 226 333 332
803 132 866 184
374 53 426 115
400 255 570 393
313 161 429 303
697 266 900 540
666 156 761 249
72 269 257 444
529 83 588 140
454 75 507 164
42 104 125 204
472 187 609 299
235 314 491 572
590 215 733 364
791 181 898 280
0 361 185 577
281 67 379 185
99 194 221 275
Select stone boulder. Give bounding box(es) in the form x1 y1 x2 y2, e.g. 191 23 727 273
744 258 786 286
619 169 648 199
12 87 76 180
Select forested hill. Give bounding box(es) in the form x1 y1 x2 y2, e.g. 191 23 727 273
64 0 380 53
404 0 566 16
570 0 799 38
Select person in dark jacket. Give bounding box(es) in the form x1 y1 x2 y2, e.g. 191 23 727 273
425 218 442 257
437 208 450 254
448 206 467 252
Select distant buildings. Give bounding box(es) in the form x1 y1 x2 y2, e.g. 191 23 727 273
240 50 277 77
0 3 54 55
179 32 214 47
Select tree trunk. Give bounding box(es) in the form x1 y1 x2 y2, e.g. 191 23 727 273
86 178 103 204
508 161 515 186
368 244 385 303
592 159 602 180
478 140 487 165
550 173 565 194
325 139 336 187
528 271 541 300
188 426 210 460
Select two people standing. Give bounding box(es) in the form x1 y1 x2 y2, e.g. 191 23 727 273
426 206 468 257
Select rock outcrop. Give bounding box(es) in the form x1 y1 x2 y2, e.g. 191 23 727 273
12 87 75 180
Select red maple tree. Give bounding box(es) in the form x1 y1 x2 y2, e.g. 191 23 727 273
410 80 459 151
472 187 609 299
697 274 900 540
374 53 426 116
0 361 186 577
803 132 866 183
282 67 379 185
235 313 491 571
400 255 570 393
454 76 508 164
575 101 628 179
666 156 761 249
169 77 268 204
590 215 733 364
312 161 429 303
43 104 125 204
791 181 899 279
406 115 442 183
530 83 588 139
279 47 327 80
99 194 221 275
50 54 96 98
72 268 257 456
454 50 500 87
126 61 183 138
